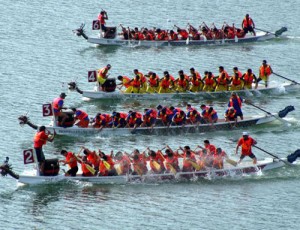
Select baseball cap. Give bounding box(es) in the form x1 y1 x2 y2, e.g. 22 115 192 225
242 131 249 136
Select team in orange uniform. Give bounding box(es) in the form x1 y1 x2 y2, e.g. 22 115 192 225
83 148 100 173
98 151 117 176
60 150 78 176
236 132 258 164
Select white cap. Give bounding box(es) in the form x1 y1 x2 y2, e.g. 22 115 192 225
242 131 249 136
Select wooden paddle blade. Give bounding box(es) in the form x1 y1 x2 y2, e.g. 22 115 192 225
188 160 201 170
85 164 96 175
152 160 161 171
114 164 122 175
103 160 111 170
226 158 237 167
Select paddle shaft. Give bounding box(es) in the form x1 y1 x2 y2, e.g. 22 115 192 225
273 72 300 85
253 145 291 165
255 28 277 36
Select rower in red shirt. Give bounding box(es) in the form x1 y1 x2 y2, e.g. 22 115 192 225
60 150 78 176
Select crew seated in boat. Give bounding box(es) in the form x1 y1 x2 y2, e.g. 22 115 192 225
146 72 160 93
202 71 216 92
60 150 78 177
186 108 203 125
189 68 203 92
158 71 174 93
80 156 95 177
157 105 173 126
171 110 186 126
201 107 218 124
212 148 227 169
229 72 244 91
215 72 229 92
71 108 90 128
161 148 180 173
242 68 258 89
188 24 201 40
126 149 148 176
91 113 112 130
181 148 198 172
117 75 133 93
169 30 179 41
174 26 189 40
98 151 117 176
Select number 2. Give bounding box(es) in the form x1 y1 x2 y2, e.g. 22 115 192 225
23 149 35 164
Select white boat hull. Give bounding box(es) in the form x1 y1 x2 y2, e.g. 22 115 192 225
17 158 287 185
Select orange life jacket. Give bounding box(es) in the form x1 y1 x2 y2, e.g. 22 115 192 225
243 73 254 85
259 65 272 77
243 17 254 28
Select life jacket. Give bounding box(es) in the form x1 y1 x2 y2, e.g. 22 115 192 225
205 77 215 86
132 156 148 174
115 155 131 174
33 131 48 148
143 109 157 122
66 152 78 168
193 71 202 80
172 112 185 123
99 156 115 176
205 144 217 155
149 154 165 172
170 33 179 40
87 151 100 167
182 153 197 169
189 110 201 122
239 137 255 155
146 33 154 40
217 76 228 85
225 109 237 119
229 96 242 108
177 78 188 88
191 78 201 86
179 30 189 39
122 76 132 88
243 17 254 28
138 32 144 40
160 78 171 89
219 70 230 80
165 156 179 171
243 73 254 85
128 112 142 125
98 67 108 78
97 14 106 25
114 112 128 123
52 97 63 111
132 79 141 88
149 77 159 87
259 65 272 77
236 71 243 78
76 110 89 121
202 108 217 119
227 29 235 39
232 77 242 86
81 162 93 176
157 32 166 40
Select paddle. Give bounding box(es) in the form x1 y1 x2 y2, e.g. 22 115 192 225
244 100 294 124
255 27 287 37
272 72 300 85
157 148 177 174
253 145 292 165
225 158 238 167
75 149 96 175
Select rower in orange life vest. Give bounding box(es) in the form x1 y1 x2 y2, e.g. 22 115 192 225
97 10 108 33
188 24 201 40
71 108 90 128
228 92 244 120
145 149 166 174
97 64 111 91
117 75 133 93
202 71 216 92
113 151 132 175
174 25 189 40
198 140 217 167
189 67 203 92
235 131 258 164
133 69 146 92
129 149 148 175
180 146 198 172
233 67 243 78
141 108 157 129
98 151 117 176
52 92 68 127
229 72 244 91
158 71 174 93
242 14 256 36
156 105 173 126
224 107 238 123
169 30 179 41
80 156 95 177
146 72 160 93
60 150 78 177
171 110 186 126
83 147 100 174
125 111 143 130
33 125 55 175
131 74 142 93
162 147 180 173
215 72 229 92
212 148 227 169
201 106 218 124
175 70 189 92
91 113 112 130
258 60 273 88
242 68 258 89
109 112 128 128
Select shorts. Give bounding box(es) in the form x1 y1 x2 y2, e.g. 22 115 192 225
101 24 107 32
240 153 256 160
243 26 255 34
34 148 45 162
67 166 78 177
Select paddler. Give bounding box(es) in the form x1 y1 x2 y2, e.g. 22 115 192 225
91 113 112 130
71 108 90 128
80 156 95 177
229 73 244 91
201 106 218 124
257 60 273 88
202 71 216 92
242 68 258 89
97 64 111 91
33 126 55 175
98 151 117 176
235 131 258 164
60 150 78 177
113 151 132 175
224 107 238 123
117 75 133 93
83 148 100 174
163 146 180 173
146 72 160 93
146 149 166 174
175 70 189 92
212 148 227 169
133 69 146 92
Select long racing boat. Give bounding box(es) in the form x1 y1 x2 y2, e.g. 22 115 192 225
73 24 288 48
18 106 295 137
68 81 300 101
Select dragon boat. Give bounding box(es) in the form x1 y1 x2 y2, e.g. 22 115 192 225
18 106 294 137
